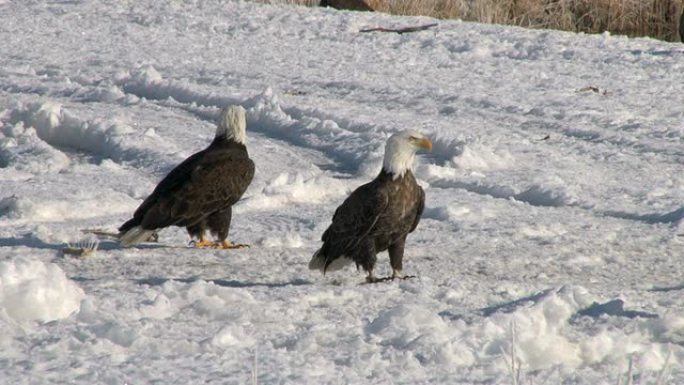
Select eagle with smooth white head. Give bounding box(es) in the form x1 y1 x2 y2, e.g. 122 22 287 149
118 105 255 249
309 130 431 282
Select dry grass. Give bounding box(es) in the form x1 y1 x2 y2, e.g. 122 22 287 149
258 0 684 41
257 0 320 5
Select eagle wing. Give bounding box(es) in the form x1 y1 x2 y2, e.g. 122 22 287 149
176 149 254 221
322 181 389 252
118 150 207 233
120 146 254 232
409 185 425 233
127 150 207 221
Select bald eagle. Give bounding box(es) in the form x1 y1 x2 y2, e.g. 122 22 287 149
309 130 431 283
118 105 255 249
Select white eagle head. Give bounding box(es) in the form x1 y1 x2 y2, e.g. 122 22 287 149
382 129 432 179
216 105 247 144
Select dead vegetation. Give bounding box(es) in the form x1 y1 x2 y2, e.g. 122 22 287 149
256 0 684 42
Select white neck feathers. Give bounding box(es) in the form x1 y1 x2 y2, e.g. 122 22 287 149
382 137 416 180
216 105 247 144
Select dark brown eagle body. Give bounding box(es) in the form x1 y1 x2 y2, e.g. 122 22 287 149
118 105 254 247
119 139 253 235
318 169 425 275
310 129 431 282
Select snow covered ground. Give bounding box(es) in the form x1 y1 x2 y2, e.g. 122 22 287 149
1 1 683 383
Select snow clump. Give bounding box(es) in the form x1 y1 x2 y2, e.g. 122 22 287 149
0 257 85 323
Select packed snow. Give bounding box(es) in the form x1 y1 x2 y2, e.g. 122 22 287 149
0 1 683 384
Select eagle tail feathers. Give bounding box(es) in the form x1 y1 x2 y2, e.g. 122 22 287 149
119 226 156 247
308 248 327 272
309 248 353 274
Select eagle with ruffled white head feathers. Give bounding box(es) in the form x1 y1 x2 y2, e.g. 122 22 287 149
309 130 431 282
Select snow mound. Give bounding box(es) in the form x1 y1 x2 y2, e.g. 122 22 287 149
0 258 85 323
457 286 676 372
424 203 497 225
130 65 162 85
0 195 32 219
240 172 349 211
367 304 475 366
256 232 304 248
7 101 179 171
452 142 514 171
136 293 175 320
0 193 133 222
514 179 579 207
119 77 388 178
366 288 640 373
0 122 70 173
247 88 381 176
138 279 257 322
122 65 230 107
209 324 256 349
263 172 345 203
480 286 591 370
88 320 139 348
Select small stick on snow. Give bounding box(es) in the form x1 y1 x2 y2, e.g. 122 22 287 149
577 86 609 95
360 23 438 34
81 228 120 239
626 355 634 385
499 320 522 385
655 347 672 385
251 346 258 385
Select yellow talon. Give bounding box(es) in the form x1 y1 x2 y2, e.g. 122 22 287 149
193 239 214 248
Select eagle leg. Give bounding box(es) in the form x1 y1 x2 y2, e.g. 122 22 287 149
192 234 214 248
214 240 250 250
388 240 415 280
193 240 214 248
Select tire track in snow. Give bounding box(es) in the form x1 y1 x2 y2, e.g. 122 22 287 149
3 102 181 174
601 206 684 225
427 176 575 208
118 72 684 227
1 65 470 176
118 69 461 177
425 92 684 226
8 67 678 227
519 115 684 163
117 68 365 174
1 69 373 220
0 102 186 223
429 77 684 167
300 75 682 222
428 174 684 227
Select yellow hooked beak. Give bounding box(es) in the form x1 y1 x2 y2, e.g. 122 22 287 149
415 137 432 151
